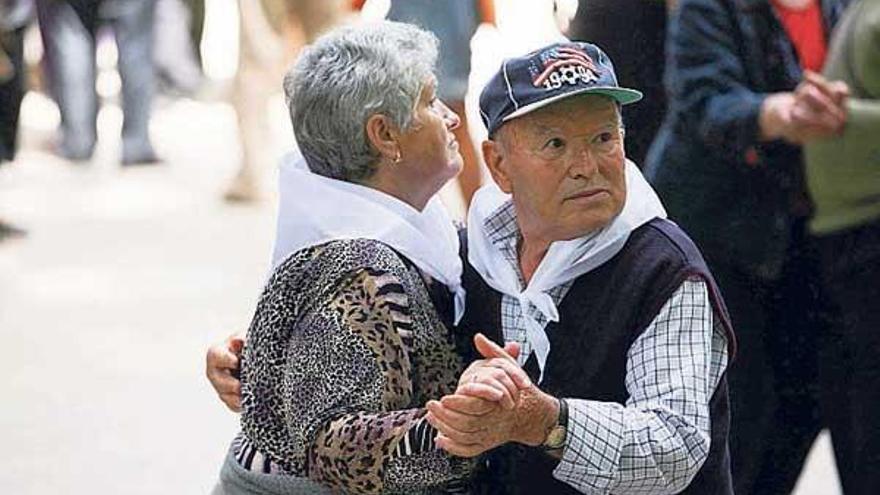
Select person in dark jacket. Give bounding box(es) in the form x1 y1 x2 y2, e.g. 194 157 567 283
644 0 851 493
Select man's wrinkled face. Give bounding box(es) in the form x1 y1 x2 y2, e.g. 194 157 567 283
484 95 627 243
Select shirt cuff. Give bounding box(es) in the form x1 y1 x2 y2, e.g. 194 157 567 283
552 399 624 494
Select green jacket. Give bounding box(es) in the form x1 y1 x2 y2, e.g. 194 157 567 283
806 0 880 234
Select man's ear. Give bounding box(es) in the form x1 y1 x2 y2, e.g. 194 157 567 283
482 138 513 194
365 114 399 160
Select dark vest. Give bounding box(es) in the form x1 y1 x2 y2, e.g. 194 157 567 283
456 219 736 494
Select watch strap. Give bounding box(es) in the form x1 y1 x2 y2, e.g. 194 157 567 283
540 397 568 451
558 397 569 429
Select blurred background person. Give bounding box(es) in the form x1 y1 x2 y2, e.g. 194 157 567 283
805 0 880 492
0 0 33 240
35 0 159 165
153 0 203 97
565 0 674 167
0 0 32 163
366 0 496 208
183 0 204 66
223 0 348 202
645 0 851 493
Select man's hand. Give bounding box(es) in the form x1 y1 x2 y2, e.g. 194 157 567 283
206 333 245 412
426 387 559 458
425 334 559 457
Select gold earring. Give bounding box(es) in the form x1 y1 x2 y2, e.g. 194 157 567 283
393 150 402 164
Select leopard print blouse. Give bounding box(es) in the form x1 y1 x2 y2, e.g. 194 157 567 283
235 238 473 494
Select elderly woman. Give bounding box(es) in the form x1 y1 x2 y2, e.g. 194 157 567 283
213 21 523 495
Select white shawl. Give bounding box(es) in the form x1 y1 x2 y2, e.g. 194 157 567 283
272 152 465 323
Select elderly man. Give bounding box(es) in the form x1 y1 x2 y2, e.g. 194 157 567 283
208 41 735 494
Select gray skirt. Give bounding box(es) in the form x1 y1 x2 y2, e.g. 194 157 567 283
212 443 337 495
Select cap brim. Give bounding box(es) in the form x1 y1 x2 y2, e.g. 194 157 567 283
502 86 644 123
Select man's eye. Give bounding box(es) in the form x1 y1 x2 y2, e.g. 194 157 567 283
594 132 614 144
543 138 565 149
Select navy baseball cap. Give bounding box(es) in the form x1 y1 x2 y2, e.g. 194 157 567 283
479 41 643 136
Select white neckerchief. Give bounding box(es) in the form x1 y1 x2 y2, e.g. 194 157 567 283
467 160 667 381
272 152 465 324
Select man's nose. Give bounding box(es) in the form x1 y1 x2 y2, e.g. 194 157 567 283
568 147 598 178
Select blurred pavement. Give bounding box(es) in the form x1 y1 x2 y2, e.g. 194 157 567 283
1 93 273 494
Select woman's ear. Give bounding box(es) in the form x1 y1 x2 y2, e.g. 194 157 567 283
365 114 399 161
482 138 513 194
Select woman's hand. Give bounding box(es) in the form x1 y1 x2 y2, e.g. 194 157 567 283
454 334 530 410
205 333 245 412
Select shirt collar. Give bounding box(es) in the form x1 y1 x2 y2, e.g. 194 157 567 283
483 199 520 250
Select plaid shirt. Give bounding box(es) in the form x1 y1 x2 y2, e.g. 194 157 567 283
483 200 730 494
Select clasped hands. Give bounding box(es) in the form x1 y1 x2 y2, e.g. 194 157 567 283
762 70 850 144
425 333 560 458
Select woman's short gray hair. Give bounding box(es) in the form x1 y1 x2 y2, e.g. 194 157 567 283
284 21 439 183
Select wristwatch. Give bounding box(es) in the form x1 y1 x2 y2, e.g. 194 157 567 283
540 397 568 451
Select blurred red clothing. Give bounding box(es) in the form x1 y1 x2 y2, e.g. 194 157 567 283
772 0 828 71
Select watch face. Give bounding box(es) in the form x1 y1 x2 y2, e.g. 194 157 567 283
545 426 567 449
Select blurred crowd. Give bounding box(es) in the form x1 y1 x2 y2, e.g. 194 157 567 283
3 0 879 493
